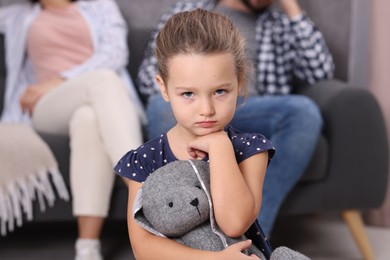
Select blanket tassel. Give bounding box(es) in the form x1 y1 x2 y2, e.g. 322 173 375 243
0 168 69 236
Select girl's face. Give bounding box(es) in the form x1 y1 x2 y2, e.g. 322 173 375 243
157 53 240 137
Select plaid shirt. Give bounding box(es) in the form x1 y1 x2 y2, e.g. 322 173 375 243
137 0 334 101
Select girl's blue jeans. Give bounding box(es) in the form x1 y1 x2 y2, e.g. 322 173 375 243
146 94 323 236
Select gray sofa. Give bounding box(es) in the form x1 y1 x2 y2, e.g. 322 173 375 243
0 0 388 258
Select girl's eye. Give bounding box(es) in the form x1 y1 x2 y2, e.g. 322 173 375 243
195 185 202 190
215 89 226 96
181 92 193 98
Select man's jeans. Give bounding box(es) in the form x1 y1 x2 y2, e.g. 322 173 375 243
146 94 323 236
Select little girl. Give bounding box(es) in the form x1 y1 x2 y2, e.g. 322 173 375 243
115 9 275 259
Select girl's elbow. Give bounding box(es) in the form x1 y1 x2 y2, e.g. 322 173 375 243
220 220 249 238
130 238 149 259
131 247 144 259
218 211 258 238
128 227 151 258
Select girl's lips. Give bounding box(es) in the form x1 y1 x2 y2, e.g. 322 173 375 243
197 121 216 128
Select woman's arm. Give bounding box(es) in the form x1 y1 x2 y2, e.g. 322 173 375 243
19 77 64 115
0 6 9 33
126 179 258 260
0 4 31 33
60 0 129 79
187 131 269 237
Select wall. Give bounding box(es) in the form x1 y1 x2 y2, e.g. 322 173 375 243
365 0 390 226
0 0 24 5
116 0 178 28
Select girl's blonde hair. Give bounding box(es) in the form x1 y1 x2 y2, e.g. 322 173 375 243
155 8 251 95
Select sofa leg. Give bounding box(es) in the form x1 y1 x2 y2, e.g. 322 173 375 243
342 210 375 260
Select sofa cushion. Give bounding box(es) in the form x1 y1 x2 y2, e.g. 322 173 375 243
127 26 154 104
299 136 328 183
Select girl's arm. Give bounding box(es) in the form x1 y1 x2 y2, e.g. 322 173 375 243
188 131 269 237
126 179 258 260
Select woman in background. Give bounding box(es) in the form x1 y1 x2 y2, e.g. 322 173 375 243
0 0 146 259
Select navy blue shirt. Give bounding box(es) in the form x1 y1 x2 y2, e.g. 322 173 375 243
115 125 275 183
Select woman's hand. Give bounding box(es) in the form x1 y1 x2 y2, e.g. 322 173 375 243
20 77 64 115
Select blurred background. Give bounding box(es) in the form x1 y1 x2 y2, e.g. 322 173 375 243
0 0 389 259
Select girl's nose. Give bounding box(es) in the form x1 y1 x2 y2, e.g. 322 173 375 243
199 98 215 116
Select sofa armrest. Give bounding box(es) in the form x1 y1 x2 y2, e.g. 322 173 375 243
297 79 389 209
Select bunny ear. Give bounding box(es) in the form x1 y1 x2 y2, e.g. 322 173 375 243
187 160 230 248
133 187 167 238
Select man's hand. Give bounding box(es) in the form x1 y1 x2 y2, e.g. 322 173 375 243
279 0 302 19
20 77 64 115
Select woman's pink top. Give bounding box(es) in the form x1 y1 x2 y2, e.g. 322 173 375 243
27 3 93 83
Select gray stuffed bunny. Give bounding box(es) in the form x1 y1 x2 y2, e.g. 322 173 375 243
133 160 310 260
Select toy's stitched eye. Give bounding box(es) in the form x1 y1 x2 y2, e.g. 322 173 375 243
168 202 173 207
195 185 202 190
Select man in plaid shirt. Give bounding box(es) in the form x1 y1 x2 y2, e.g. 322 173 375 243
137 0 334 237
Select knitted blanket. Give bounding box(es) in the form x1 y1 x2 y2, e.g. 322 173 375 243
0 124 69 236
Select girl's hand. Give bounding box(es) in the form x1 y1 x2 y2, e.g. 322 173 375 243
187 130 228 159
20 77 64 115
218 240 261 260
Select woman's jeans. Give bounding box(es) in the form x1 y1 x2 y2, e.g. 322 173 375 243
146 94 323 236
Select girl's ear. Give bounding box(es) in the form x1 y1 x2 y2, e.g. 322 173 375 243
237 81 243 97
156 75 170 102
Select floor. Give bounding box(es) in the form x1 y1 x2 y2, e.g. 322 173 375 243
1 214 390 260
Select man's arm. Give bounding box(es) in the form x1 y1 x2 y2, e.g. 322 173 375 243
280 0 335 84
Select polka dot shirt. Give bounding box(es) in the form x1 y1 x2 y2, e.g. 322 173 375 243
114 125 275 183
